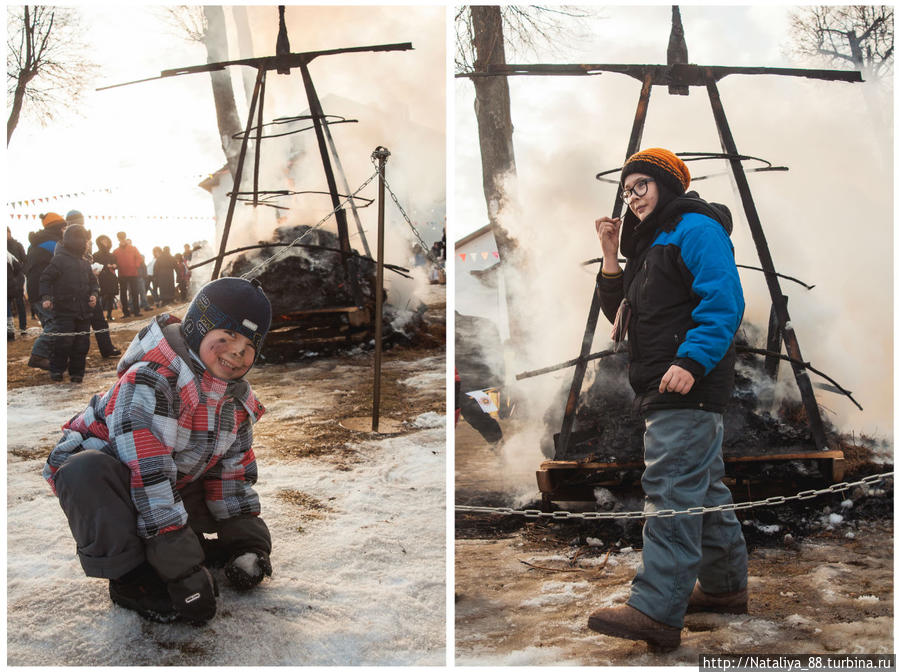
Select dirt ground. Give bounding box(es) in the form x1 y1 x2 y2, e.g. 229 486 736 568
454 420 894 665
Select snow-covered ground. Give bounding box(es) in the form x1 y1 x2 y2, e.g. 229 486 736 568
7 354 446 665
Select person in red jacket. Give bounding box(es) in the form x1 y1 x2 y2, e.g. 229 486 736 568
113 232 143 318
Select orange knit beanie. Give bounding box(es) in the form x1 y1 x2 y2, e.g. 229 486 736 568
40 212 66 229
620 148 690 195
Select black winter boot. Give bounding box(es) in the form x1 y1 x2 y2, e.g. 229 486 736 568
108 563 178 623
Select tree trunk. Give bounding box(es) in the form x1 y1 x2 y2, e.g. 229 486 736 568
230 6 258 105
7 78 29 146
203 6 244 180
470 5 528 351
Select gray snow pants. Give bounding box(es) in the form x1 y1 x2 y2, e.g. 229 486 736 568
627 408 748 629
53 449 222 580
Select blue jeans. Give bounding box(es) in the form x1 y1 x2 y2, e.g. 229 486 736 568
627 408 748 628
30 301 56 360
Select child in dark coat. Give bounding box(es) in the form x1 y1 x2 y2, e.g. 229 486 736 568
38 224 99 382
43 277 274 624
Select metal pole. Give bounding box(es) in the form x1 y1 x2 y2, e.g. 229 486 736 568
371 146 390 432
705 77 828 450
212 67 265 280
557 73 653 458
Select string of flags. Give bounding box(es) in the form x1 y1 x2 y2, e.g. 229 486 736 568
457 251 500 262
8 213 215 222
6 173 211 208
7 188 113 207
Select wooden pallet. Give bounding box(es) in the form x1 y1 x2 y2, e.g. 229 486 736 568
536 449 846 505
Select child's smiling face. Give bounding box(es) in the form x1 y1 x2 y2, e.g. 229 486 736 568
199 329 255 380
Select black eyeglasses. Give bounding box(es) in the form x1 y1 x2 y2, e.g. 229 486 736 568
621 178 655 204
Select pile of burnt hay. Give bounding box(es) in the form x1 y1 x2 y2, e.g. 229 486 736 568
543 326 882 469
225 224 432 360
227 225 375 314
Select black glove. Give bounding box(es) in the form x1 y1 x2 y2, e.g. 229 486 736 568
167 566 218 624
224 551 273 591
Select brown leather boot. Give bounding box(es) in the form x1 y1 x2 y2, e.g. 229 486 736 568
685 584 748 614
587 604 681 653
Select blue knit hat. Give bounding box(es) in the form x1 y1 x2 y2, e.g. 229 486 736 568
66 210 84 227
181 277 272 361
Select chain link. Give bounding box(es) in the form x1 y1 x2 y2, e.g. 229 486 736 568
11 304 191 339
240 167 382 281
455 472 893 521
370 153 445 270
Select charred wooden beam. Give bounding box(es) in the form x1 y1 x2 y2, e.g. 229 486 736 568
457 63 862 86
706 79 830 449
212 67 265 280
97 43 414 91
556 72 653 460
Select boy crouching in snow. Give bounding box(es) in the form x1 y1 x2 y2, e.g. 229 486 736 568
43 277 274 624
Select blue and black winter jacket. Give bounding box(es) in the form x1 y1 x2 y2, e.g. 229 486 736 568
598 192 744 414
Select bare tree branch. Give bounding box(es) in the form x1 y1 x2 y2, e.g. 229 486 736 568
787 5 893 80
154 6 207 44
7 5 98 144
455 5 597 74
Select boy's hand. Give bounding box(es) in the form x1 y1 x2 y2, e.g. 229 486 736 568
42 300 52 309
167 566 218 624
88 295 97 307
224 551 273 591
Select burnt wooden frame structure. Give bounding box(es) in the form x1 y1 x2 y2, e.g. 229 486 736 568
465 60 861 457
101 42 413 297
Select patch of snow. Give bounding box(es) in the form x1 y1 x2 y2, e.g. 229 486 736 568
456 646 583 667
230 552 262 578
526 554 568 564
519 580 590 608
409 411 445 429
841 499 854 509
7 358 446 666
828 513 844 526
619 546 634 554
585 537 603 547
785 614 814 627
593 487 617 509
757 524 781 534
589 586 631 609
856 595 879 603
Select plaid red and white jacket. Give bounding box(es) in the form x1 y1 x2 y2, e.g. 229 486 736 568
43 314 266 539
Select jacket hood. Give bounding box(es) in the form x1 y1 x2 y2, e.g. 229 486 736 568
29 227 63 246
662 190 733 236
621 190 732 259
118 313 263 422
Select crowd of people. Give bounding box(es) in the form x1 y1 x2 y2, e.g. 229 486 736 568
6 210 198 383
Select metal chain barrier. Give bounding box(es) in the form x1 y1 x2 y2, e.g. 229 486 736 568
370 154 445 269
455 472 893 521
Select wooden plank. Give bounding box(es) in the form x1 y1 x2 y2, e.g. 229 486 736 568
540 450 844 471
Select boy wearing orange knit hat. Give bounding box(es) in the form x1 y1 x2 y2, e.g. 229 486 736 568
588 148 748 652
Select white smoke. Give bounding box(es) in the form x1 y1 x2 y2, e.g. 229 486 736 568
211 6 445 312
456 5 892 459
